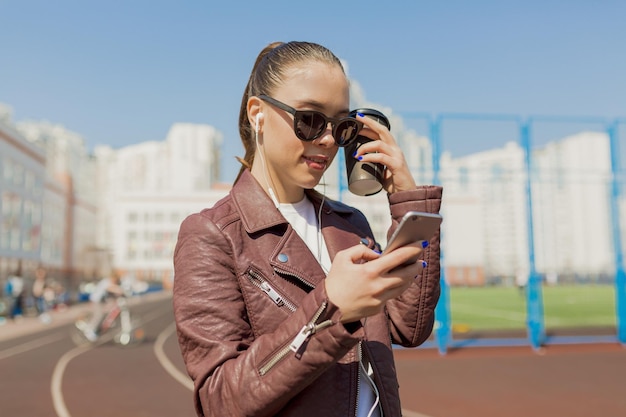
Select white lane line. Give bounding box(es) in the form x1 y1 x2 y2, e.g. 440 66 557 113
0 333 66 360
51 343 94 417
401 409 436 417
154 322 193 391
51 304 173 417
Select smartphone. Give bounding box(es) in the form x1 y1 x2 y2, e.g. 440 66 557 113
382 211 443 265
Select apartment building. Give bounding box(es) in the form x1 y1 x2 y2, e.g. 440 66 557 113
439 132 613 286
94 123 226 286
0 106 46 279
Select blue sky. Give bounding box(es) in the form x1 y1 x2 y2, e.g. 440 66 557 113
2 0 625 182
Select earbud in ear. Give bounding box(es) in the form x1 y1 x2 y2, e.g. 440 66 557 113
255 112 264 133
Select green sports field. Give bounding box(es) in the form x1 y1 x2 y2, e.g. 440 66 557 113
449 284 617 331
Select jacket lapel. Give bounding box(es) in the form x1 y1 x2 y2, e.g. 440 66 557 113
231 171 373 289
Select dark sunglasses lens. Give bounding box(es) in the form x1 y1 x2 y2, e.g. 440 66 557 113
295 111 326 141
334 120 360 146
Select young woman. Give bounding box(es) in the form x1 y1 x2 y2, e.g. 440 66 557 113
173 41 443 417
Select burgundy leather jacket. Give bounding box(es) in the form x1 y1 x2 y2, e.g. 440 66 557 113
173 170 442 417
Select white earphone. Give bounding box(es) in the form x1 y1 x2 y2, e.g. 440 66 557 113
255 112 263 133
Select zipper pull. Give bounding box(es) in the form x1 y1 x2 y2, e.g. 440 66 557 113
290 323 314 353
290 302 332 354
260 282 284 306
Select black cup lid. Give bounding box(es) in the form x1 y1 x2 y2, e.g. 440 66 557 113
349 108 391 130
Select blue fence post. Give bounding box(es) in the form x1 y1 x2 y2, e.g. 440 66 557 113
430 116 451 355
337 148 346 202
608 120 626 344
521 120 545 349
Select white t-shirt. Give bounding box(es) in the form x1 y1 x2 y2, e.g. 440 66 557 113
278 196 331 273
278 196 381 417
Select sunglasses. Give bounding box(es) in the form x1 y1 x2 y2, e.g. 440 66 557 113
258 94 363 147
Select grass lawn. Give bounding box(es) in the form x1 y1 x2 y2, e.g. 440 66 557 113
448 284 617 331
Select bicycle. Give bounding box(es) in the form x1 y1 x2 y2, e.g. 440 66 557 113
72 294 145 347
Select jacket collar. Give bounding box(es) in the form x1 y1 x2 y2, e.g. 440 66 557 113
232 170 355 232
231 170 287 233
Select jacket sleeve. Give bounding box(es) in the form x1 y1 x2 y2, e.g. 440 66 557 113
385 185 443 347
173 212 363 417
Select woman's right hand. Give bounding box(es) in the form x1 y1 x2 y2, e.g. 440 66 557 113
324 241 427 323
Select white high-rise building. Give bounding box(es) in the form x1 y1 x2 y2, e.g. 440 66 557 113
531 131 613 281
440 141 528 285
94 123 226 284
438 131 614 286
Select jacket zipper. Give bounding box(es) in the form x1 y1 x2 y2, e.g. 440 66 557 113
289 301 333 352
273 266 316 290
355 341 362 417
247 269 297 312
259 301 333 376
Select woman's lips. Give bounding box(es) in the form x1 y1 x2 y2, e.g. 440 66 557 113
303 155 329 170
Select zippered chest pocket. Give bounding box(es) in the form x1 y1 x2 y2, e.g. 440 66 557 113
246 268 297 313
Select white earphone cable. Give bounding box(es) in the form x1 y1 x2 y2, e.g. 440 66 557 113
256 122 279 208
317 173 327 273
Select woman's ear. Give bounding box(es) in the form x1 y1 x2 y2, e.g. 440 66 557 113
247 96 264 133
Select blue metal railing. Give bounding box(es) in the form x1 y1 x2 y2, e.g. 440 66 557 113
341 109 626 353
609 119 626 343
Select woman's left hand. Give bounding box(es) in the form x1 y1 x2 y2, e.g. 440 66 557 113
353 113 417 194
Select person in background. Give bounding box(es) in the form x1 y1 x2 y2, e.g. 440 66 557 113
173 41 443 417
32 266 51 323
4 265 25 320
80 269 126 342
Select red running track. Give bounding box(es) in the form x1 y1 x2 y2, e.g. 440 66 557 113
394 342 626 417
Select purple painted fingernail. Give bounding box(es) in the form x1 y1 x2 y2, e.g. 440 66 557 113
422 240 429 248
421 261 428 268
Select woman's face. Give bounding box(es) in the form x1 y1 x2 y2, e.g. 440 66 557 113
257 60 350 202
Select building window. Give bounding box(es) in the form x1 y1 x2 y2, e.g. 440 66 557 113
13 162 24 186
22 199 41 252
3 156 13 183
491 164 503 180
1 192 22 251
24 170 35 194
459 166 469 189
126 230 138 261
